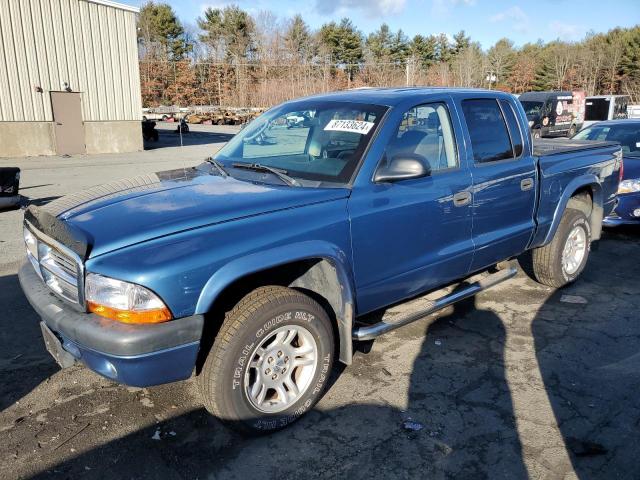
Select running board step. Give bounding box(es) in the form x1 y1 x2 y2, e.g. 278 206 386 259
352 263 518 341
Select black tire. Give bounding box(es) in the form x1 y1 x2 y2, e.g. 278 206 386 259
197 286 335 434
532 208 591 288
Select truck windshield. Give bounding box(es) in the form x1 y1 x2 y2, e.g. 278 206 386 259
520 101 544 116
214 101 388 185
584 98 610 121
573 123 640 157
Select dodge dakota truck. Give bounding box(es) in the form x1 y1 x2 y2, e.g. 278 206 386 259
19 88 622 433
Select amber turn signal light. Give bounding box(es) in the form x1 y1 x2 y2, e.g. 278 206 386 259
88 301 172 324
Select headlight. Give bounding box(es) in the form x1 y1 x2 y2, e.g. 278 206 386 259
618 179 640 194
24 227 38 259
85 273 172 324
528 120 534 127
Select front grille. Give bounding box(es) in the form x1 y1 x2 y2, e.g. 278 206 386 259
25 224 84 306
49 248 78 278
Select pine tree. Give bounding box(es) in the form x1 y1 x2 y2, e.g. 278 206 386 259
366 24 393 61
138 2 191 60
285 15 312 63
409 35 437 69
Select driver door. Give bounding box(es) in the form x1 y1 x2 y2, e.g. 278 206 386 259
348 99 474 315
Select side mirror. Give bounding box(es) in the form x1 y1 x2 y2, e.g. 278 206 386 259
374 154 431 183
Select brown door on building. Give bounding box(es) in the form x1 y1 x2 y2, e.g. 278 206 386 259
51 92 85 155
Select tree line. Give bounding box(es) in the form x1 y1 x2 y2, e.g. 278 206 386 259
137 2 640 108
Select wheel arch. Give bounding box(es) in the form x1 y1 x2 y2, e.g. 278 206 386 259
195 241 356 366
542 178 603 246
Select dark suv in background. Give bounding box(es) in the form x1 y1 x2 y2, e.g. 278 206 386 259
519 91 584 138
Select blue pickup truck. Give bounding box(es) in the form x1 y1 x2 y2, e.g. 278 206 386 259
19 88 621 433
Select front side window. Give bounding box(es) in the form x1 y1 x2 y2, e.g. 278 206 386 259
385 103 458 173
215 101 387 185
461 98 514 163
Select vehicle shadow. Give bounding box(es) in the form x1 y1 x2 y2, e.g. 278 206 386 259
0 273 57 411
31 291 528 479
143 128 235 150
530 226 640 479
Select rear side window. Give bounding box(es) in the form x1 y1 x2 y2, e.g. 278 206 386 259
461 99 514 163
499 99 524 157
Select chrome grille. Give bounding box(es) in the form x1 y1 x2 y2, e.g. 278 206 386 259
24 223 84 307
49 249 78 277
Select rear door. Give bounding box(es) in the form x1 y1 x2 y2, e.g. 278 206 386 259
457 96 537 271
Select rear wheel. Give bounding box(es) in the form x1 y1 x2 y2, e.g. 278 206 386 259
532 129 542 139
197 286 335 434
532 208 591 288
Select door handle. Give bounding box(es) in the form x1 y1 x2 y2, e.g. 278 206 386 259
453 191 472 207
520 178 534 191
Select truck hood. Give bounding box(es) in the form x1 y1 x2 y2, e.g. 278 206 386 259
37 167 350 258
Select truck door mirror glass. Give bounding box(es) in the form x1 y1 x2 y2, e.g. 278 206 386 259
374 155 431 182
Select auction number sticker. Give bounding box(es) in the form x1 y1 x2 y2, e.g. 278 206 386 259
324 119 375 135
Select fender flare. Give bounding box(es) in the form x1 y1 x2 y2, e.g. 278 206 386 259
195 240 356 364
541 175 602 246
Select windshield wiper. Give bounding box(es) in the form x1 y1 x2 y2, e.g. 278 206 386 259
205 157 228 178
232 162 301 187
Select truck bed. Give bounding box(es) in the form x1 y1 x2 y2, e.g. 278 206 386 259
533 138 619 156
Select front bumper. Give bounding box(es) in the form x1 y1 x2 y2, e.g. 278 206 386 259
603 193 640 227
19 262 204 387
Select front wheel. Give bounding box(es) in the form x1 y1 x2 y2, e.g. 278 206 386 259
532 208 591 288
197 286 335 434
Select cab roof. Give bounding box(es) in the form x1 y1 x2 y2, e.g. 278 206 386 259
287 87 515 107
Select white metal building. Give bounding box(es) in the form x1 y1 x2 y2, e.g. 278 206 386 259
0 0 142 157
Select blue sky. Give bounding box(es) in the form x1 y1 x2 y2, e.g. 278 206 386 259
120 0 640 48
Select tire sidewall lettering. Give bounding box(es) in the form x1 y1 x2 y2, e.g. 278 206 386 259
229 307 332 428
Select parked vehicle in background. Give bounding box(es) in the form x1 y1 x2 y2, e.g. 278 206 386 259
141 106 188 122
582 95 630 130
286 111 313 128
573 119 640 226
141 120 159 142
628 104 640 119
519 91 585 138
0 167 20 209
20 88 622 434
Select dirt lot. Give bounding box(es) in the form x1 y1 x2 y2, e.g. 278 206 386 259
1 125 640 479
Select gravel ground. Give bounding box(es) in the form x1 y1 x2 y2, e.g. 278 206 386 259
1 125 640 479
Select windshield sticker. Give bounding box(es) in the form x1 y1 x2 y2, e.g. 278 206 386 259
324 119 375 135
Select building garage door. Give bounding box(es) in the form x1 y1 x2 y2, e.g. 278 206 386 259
51 92 86 155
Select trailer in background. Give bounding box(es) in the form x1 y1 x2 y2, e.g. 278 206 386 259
582 95 631 129
628 104 640 119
